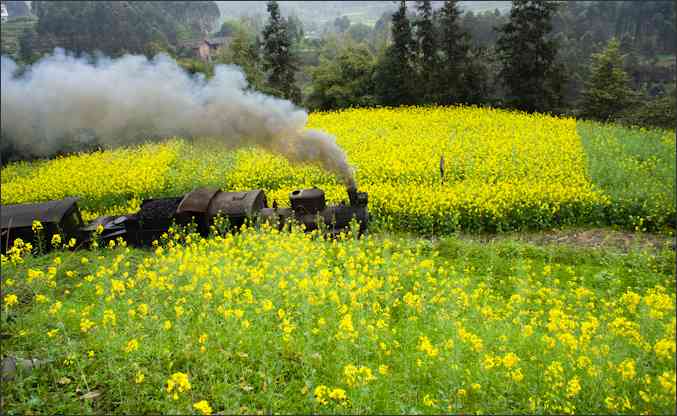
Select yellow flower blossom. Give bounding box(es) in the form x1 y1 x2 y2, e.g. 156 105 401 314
124 339 139 353
166 372 191 400
3 294 18 307
193 400 213 415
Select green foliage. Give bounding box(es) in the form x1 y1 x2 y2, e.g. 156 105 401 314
347 23 372 44
580 38 637 121
460 9 507 49
414 0 437 101
436 0 470 104
577 120 676 232
333 16 351 33
306 44 376 110
496 0 563 113
286 14 304 46
262 0 301 103
18 27 38 63
0 15 38 59
32 1 219 57
616 89 676 131
374 0 417 106
177 58 214 78
1 227 674 413
215 19 240 37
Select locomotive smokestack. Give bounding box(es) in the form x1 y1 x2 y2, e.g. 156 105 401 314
347 185 358 206
347 185 367 207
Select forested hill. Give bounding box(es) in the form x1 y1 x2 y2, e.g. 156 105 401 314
29 1 220 56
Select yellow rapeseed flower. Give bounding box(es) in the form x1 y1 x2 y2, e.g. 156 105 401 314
193 400 213 415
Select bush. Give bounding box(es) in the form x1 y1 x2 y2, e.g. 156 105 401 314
616 90 676 130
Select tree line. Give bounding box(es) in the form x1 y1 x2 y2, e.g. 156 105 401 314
7 0 676 129
251 0 674 129
15 1 219 59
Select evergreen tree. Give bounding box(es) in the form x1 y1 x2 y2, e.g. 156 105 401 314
461 47 491 105
496 0 562 113
374 0 416 105
415 0 437 101
18 28 37 64
437 0 469 104
580 37 636 121
262 0 301 103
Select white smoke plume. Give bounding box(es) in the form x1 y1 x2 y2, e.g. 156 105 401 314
0 49 355 187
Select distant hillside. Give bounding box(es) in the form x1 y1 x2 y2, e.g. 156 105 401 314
459 1 511 13
22 1 220 57
0 15 37 58
215 1 511 26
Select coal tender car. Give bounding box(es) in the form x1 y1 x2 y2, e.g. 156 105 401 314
0 187 368 253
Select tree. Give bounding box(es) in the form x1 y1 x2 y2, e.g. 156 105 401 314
33 2 215 57
333 16 351 33
374 0 417 105
287 14 304 46
262 0 301 103
307 44 376 110
580 37 636 121
496 0 562 113
415 0 437 101
18 28 37 63
347 23 372 44
437 0 470 104
216 20 240 37
461 47 491 105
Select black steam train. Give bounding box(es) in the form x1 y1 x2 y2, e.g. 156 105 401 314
0 186 368 254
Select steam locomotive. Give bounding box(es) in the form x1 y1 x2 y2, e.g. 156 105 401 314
0 186 368 254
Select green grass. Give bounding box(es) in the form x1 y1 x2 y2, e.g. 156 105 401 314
577 120 676 232
1 226 675 414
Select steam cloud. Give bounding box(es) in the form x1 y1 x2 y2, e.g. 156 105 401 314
0 49 355 187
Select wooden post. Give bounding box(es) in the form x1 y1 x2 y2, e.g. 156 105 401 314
440 155 445 183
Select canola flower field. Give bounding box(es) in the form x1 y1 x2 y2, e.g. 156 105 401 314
1 106 675 414
2 106 674 233
1 225 675 414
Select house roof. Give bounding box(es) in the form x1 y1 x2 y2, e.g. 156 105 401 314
205 37 229 46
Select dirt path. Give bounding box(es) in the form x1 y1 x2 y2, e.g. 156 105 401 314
459 227 674 252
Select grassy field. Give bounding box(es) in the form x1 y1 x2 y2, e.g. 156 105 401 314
1 106 675 414
577 121 675 231
1 225 675 414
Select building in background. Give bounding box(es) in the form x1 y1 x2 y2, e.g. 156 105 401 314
180 37 231 62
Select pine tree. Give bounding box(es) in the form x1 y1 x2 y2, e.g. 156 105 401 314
437 0 469 104
580 38 636 121
415 0 437 101
374 0 416 105
496 0 562 113
262 0 301 103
